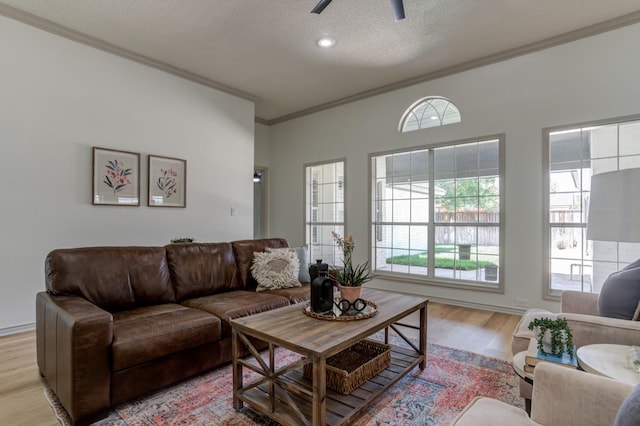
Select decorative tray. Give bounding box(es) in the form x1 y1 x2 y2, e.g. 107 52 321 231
303 299 378 321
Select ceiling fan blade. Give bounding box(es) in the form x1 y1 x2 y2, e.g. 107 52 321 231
311 0 334 14
391 0 405 20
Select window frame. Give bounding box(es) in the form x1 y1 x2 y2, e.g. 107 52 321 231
543 114 640 301
304 158 347 267
398 96 461 133
369 134 505 292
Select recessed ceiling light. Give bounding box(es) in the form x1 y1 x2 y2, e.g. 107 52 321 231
317 37 336 48
430 116 438 120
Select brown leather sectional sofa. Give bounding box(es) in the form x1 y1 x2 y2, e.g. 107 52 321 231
36 238 310 425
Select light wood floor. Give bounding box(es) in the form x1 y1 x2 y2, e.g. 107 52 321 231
0 302 521 426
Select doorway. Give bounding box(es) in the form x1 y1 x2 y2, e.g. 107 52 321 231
253 167 268 239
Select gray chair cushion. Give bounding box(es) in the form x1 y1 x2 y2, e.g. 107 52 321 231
614 384 640 426
598 258 640 320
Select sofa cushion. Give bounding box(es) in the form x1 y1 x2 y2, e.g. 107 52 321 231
46 247 174 311
181 290 290 338
166 242 242 301
266 245 311 283
615 384 640 426
252 250 301 291
598 258 640 320
231 238 289 289
112 304 221 371
265 283 312 304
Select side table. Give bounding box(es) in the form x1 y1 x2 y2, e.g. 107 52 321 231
577 344 640 385
512 351 533 414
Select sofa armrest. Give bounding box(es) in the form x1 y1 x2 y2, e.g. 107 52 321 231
531 362 633 426
36 292 113 424
559 312 640 347
561 290 599 315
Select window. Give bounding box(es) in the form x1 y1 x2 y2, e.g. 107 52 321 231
399 96 461 133
544 117 640 298
371 136 503 289
305 160 345 265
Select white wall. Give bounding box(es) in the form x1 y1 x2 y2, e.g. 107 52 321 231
268 23 640 314
255 123 270 168
0 17 255 331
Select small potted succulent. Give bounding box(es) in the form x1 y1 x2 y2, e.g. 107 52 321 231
528 317 574 357
331 231 372 302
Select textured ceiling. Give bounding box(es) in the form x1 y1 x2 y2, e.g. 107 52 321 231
2 0 640 123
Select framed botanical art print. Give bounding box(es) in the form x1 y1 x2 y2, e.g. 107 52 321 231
148 155 187 208
92 147 140 206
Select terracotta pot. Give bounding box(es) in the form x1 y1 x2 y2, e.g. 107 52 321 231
337 284 362 303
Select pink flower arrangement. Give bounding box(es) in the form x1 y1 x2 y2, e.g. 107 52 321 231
331 231 372 287
157 168 178 198
103 160 132 196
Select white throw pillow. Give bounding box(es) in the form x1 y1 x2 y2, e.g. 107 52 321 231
266 245 311 283
251 250 301 291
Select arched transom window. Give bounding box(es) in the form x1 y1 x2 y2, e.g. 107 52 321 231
399 96 461 133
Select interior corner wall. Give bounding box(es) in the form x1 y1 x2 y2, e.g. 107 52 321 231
0 16 255 331
255 123 271 168
267 23 640 314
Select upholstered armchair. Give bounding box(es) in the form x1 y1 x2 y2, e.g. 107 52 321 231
451 362 635 426
511 290 640 402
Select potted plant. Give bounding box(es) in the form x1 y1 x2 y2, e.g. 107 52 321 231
528 317 574 357
484 264 498 281
458 244 472 260
331 231 372 302
170 237 195 243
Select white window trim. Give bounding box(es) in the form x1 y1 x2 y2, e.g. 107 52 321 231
542 114 640 301
304 158 347 267
398 96 461 133
369 134 505 293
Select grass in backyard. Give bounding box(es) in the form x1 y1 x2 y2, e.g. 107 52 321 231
386 248 496 270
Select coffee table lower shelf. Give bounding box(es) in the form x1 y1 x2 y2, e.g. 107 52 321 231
237 344 422 426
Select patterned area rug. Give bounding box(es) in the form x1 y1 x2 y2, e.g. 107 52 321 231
45 342 524 425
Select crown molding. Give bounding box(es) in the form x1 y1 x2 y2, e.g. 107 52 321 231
0 3 259 105
267 10 640 125
3 3 639 127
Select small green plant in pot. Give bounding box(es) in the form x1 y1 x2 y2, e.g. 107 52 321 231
331 231 372 303
528 317 575 358
170 237 195 243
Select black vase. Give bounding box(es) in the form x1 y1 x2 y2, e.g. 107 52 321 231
309 259 328 283
311 271 334 313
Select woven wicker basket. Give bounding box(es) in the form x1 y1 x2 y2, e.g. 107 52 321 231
303 340 391 394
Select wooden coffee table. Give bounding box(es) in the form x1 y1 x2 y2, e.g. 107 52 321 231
230 287 428 426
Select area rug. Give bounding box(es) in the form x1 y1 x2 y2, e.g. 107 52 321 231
45 342 524 425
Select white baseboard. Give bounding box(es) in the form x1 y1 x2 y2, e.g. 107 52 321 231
0 322 35 337
366 283 527 316
426 295 526 316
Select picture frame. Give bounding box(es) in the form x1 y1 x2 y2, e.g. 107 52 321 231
92 147 140 206
148 155 187 208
